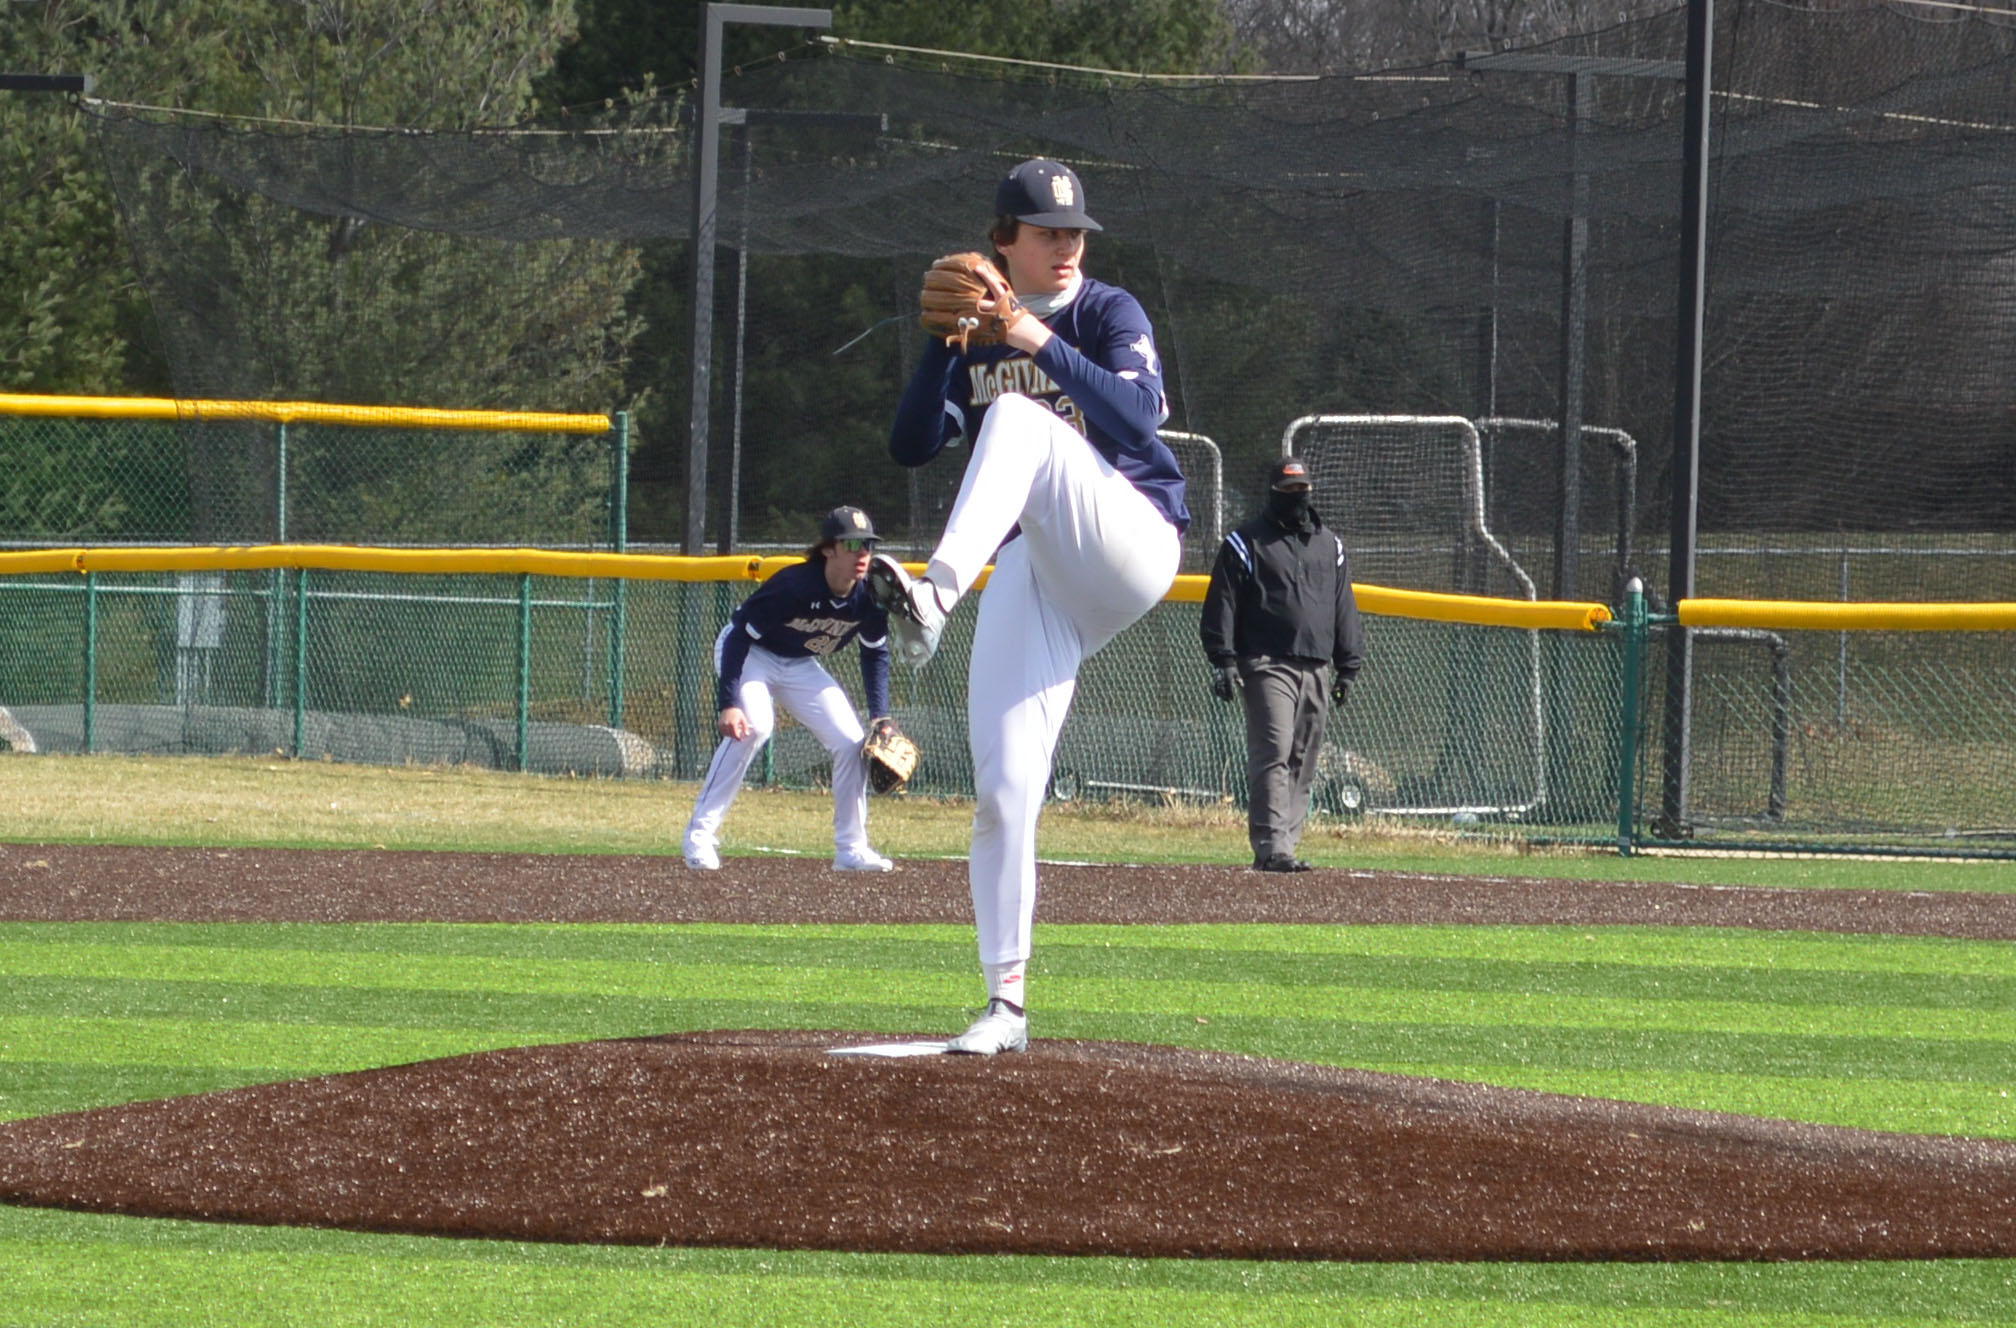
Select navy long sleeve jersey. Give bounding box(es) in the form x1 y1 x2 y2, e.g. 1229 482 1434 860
717 561 892 717
888 276 1190 532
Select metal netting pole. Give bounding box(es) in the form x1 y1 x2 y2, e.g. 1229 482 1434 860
1556 71 1588 603
897 258 925 556
1660 0 1715 837
687 4 833 553
725 126 750 556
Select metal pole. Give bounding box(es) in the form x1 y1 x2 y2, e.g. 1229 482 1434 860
275 421 289 542
685 5 831 554
610 411 630 729
1659 0 1714 837
1546 72 1592 823
517 573 533 773
1616 578 1647 856
724 124 752 556
1837 541 1849 730
1480 198 1500 421
83 572 98 754
268 421 289 709
685 9 724 555
293 568 310 757
1555 72 1589 603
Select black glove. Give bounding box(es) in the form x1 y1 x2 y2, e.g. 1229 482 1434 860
1209 665 1240 703
1329 674 1351 707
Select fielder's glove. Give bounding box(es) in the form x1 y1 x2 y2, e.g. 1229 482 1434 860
1209 665 1240 703
862 717 920 795
1330 674 1352 707
919 252 1023 352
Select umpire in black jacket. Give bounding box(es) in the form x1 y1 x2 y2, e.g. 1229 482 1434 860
1201 456 1366 872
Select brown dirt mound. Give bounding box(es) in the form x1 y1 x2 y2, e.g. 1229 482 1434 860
4 841 2016 1260
5 1030 2016 1260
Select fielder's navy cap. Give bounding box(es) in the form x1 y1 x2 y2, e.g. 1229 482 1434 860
818 505 879 544
1270 457 1314 490
996 158 1102 232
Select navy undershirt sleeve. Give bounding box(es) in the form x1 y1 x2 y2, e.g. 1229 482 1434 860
889 340 962 466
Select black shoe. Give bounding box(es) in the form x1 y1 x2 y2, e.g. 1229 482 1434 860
1254 854 1312 873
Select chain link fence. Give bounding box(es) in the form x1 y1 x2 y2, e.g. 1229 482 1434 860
0 558 1632 844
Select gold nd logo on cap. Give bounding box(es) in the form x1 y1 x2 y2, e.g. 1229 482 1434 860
1050 174 1075 207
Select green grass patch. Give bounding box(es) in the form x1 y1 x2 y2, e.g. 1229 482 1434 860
4 1204 2016 1327
5 921 2013 1138
8 754 2016 890
7 760 2016 1324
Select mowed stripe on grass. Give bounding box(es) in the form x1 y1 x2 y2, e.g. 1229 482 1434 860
5 918 2016 1325
6 941 2011 1040
1 922 2013 1136
5 1204 2016 1327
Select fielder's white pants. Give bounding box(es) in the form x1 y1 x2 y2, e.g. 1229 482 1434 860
934 393 1179 967
684 632 872 856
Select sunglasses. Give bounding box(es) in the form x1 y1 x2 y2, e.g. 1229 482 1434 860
837 539 875 553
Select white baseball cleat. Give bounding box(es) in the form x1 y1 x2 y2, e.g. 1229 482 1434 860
865 554 948 667
946 998 1028 1055
683 837 721 871
833 848 895 873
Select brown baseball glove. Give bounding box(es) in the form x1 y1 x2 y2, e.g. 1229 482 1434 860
919 252 1023 352
862 716 920 795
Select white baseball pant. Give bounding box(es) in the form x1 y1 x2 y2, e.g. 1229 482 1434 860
683 630 872 856
932 393 1179 967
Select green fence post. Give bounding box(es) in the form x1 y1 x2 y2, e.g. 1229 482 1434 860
83 571 98 754
609 410 629 730
518 573 533 773
267 421 289 708
292 567 309 758
1615 577 1648 856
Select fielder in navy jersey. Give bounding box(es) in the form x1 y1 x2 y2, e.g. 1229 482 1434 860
683 505 896 874
870 157 1188 1054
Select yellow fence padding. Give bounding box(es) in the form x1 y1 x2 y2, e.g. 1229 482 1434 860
1 546 1617 629
1680 599 2016 632
0 393 609 434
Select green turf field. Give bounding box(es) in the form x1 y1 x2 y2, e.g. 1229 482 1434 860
3 757 2016 1326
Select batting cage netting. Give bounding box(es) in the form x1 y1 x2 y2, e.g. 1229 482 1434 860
4 1 2015 852
70 3 2016 590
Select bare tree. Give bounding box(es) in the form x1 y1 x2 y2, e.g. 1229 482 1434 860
1223 0 1677 73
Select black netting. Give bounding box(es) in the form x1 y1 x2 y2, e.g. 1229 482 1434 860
83 2 2016 591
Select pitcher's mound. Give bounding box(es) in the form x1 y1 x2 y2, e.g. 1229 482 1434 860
4 1030 2016 1260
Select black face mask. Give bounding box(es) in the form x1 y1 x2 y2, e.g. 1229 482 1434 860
1268 488 1314 530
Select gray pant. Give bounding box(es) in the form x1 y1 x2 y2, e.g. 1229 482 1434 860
1239 655 1329 861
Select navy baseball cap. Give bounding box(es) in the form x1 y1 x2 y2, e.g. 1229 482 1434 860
818 505 879 544
996 158 1102 232
1270 457 1314 490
